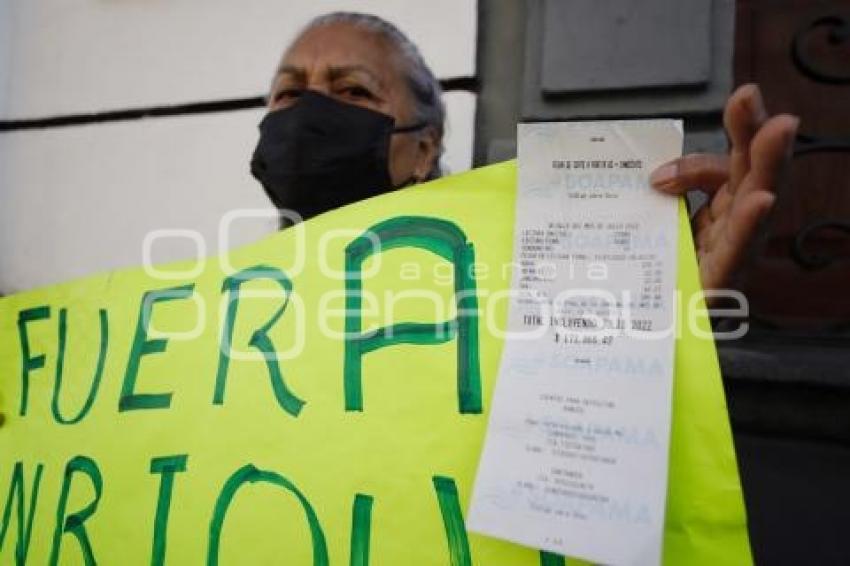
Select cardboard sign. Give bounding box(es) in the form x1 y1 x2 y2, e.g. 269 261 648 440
0 161 750 565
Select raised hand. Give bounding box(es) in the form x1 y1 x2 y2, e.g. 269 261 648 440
649 84 799 292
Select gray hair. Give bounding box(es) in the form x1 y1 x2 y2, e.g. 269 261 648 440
298 12 445 179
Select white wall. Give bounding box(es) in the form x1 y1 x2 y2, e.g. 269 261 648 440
2 0 477 118
0 0 478 294
0 1 10 117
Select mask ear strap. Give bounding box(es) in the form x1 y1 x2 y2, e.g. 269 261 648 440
392 121 428 134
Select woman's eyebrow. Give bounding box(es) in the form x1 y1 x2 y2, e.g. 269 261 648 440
326 65 384 88
274 64 307 83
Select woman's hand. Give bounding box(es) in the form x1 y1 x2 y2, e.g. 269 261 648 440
649 84 799 292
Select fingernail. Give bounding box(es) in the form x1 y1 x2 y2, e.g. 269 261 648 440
764 192 777 208
786 116 800 153
650 163 677 187
749 85 768 122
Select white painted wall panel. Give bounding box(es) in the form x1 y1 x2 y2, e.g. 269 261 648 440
0 92 476 294
0 109 275 294
0 1 10 116
0 0 477 119
441 91 476 177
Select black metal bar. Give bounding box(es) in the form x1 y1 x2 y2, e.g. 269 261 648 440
0 77 480 132
794 132 850 155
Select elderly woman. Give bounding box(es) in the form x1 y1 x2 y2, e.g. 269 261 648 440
250 11 799 293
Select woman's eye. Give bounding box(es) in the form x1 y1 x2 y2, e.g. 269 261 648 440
273 88 302 103
340 86 374 100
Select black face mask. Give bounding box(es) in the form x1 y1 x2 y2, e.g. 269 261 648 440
250 90 425 221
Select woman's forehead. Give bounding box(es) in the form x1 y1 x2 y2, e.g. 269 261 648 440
280 23 403 87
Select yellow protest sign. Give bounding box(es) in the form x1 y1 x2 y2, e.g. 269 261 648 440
0 160 750 564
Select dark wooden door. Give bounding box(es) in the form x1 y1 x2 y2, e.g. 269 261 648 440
728 3 850 564
734 0 850 329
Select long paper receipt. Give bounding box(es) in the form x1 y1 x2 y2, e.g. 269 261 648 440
468 120 684 565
